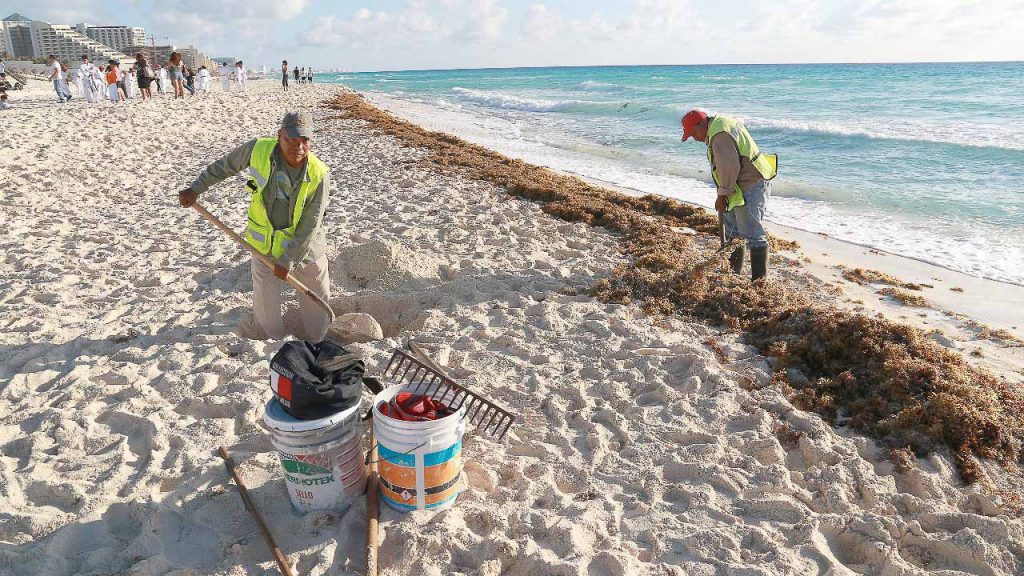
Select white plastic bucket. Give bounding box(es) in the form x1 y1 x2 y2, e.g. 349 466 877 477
373 383 467 512
263 397 366 514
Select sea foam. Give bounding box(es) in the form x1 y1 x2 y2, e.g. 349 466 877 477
451 87 593 112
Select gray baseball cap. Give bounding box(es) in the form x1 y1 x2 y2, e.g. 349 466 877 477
281 111 314 140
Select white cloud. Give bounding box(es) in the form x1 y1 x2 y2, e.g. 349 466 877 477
4 0 115 25
621 0 693 31
301 10 395 47
523 3 560 40
567 13 618 42
729 0 1024 63
298 0 514 48
151 12 224 39
463 0 508 40
158 0 311 21
397 0 443 35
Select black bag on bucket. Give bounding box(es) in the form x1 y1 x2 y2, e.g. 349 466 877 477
269 340 365 420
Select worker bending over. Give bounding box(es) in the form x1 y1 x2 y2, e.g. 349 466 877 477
681 109 777 281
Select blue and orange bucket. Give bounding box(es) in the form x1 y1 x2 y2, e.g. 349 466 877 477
372 384 467 512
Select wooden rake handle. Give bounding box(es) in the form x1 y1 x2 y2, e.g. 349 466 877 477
191 202 335 323
218 447 295 576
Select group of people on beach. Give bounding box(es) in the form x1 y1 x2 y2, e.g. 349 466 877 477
8 55 311 107
217 61 249 93
0 58 12 110
281 61 314 91
47 52 214 104
78 51 216 103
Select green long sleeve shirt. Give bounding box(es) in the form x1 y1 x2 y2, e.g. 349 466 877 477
190 138 329 268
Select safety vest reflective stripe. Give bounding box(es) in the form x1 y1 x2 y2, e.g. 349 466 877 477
706 115 778 211
248 166 268 188
243 137 327 259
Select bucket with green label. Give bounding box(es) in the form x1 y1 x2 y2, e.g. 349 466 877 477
263 397 365 513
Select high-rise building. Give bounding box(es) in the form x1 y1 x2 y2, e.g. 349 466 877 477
180 45 216 71
78 25 146 52
1 14 214 72
2 15 133 64
1 14 34 58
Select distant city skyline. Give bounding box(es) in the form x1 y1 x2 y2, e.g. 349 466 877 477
6 0 1024 72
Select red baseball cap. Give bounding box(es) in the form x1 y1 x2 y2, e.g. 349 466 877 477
680 109 707 141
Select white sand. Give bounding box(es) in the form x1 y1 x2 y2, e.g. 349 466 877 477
1 80 1022 575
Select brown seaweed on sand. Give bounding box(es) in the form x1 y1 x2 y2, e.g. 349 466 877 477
326 91 1024 483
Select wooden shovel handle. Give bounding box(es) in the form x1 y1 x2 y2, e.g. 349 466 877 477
192 202 335 322
218 447 295 576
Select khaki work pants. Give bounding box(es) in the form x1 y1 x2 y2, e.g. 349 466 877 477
251 254 330 341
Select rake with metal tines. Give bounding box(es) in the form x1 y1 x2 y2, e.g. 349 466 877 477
379 343 516 442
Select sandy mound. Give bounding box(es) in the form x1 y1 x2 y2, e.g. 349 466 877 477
333 240 442 291
327 312 385 344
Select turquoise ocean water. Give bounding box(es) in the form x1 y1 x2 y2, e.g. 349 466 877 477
325 63 1024 285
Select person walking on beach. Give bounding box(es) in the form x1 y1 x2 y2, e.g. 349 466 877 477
282 60 289 91
177 111 332 341
680 109 778 281
105 61 125 102
48 55 72 103
79 56 100 103
219 62 232 92
72 65 85 98
135 53 155 100
307 68 313 84
236 61 247 92
157 64 169 95
184 67 196 96
294 66 300 85
167 52 186 98
114 61 128 100
197 65 211 93
123 67 137 99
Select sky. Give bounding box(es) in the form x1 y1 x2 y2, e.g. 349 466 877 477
8 0 1024 71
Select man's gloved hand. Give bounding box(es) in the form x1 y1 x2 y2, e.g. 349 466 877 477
715 195 728 213
273 264 289 281
179 188 198 208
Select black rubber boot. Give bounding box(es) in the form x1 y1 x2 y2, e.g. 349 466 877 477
728 246 745 274
750 246 768 281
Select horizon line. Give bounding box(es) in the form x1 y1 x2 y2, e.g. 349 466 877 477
316 59 1024 75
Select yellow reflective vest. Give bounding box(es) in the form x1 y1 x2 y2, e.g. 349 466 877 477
244 138 327 259
705 115 778 211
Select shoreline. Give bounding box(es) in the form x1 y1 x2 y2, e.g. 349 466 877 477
357 89 1024 342
326 86 1024 478
582 171 1024 338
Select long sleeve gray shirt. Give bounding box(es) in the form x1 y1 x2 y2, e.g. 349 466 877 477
190 139 329 268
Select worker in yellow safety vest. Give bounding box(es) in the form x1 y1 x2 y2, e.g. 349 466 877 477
178 111 332 340
681 109 777 281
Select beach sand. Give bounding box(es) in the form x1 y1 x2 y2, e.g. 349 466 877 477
1 79 1023 575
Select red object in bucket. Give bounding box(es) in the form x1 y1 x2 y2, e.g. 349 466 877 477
378 393 453 422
